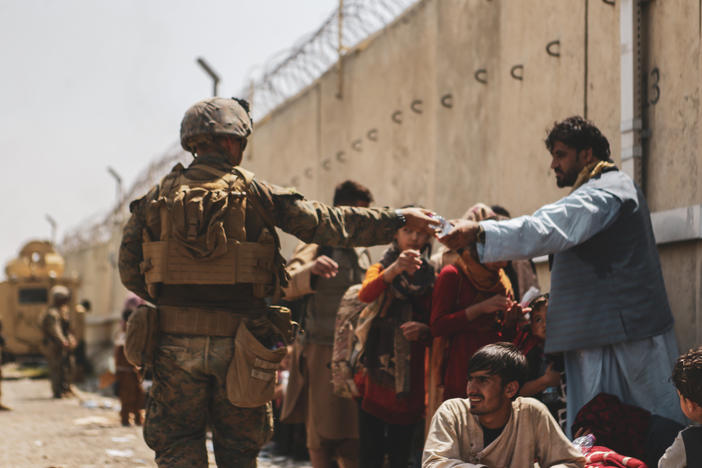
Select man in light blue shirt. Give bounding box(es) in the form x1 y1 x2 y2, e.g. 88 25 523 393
440 116 684 435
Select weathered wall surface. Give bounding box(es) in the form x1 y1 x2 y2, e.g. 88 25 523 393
58 0 702 358
246 0 702 352
642 0 702 353
62 224 129 361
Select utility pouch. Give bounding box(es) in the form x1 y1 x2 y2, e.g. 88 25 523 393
267 305 298 345
124 304 159 371
226 318 287 408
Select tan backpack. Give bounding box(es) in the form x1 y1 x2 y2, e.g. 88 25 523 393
330 284 367 398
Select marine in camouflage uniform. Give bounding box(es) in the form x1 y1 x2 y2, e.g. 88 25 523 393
118 97 438 468
41 286 74 399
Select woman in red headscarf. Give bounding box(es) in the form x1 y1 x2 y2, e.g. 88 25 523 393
426 204 523 420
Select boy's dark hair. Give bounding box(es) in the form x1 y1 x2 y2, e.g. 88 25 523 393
333 180 373 206
545 116 611 161
467 342 528 393
528 293 549 311
672 346 702 406
80 299 92 311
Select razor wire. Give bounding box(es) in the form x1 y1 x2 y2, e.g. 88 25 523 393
60 142 190 251
60 0 417 252
240 0 419 121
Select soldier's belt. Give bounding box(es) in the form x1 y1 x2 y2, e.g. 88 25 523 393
159 305 263 336
141 240 275 286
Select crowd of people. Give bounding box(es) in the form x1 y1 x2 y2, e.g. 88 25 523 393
269 117 699 468
109 97 700 468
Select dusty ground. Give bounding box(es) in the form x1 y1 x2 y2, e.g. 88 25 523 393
0 371 311 468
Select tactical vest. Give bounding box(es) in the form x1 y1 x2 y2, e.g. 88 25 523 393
140 163 276 299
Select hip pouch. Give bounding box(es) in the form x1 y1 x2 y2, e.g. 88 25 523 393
226 313 288 408
124 304 159 371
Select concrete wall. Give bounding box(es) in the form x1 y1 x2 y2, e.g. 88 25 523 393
56 0 702 358
245 0 702 352
61 222 130 364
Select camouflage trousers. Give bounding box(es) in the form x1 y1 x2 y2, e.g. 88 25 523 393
46 348 72 398
144 334 273 468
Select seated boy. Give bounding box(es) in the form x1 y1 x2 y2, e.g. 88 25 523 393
423 342 584 468
659 345 702 468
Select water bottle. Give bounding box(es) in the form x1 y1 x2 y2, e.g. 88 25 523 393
431 214 453 237
541 385 560 405
572 433 596 453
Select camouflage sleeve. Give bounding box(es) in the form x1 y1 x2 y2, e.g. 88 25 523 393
118 190 156 303
43 311 66 344
253 180 402 247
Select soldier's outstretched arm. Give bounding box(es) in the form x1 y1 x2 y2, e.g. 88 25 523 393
254 181 437 247
118 196 154 303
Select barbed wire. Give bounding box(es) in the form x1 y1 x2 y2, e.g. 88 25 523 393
241 0 418 121
60 0 417 252
60 142 189 251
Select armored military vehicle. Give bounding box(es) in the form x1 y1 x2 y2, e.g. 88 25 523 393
0 240 81 360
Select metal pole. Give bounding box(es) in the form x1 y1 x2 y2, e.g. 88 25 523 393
583 0 589 119
106 166 123 205
45 214 57 244
197 57 221 97
337 0 344 99
248 79 255 111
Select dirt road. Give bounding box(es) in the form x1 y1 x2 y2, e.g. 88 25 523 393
0 376 310 468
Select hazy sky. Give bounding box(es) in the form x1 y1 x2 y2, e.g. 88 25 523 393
0 0 337 269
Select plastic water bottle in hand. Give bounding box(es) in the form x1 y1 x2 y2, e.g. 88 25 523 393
431 214 453 238
572 433 596 453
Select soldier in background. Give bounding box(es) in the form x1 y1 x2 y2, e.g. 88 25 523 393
41 286 75 399
119 97 438 468
0 319 10 410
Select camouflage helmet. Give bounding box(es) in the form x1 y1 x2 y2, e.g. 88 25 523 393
49 285 70 303
180 97 253 153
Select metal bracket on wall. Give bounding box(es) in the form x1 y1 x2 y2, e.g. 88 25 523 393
546 40 561 57
410 100 423 114
510 64 524 81
321 159 331 170
650 205 702 245
441 94 454 108
602 0 615 6
336 151 346 162
392 111 403 124
351 139 363 152
474 69 488 84
367 128 379 141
